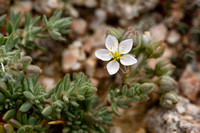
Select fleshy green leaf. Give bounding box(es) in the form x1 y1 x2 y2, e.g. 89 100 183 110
19 101 33 112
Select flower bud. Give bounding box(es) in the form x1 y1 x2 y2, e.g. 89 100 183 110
146 41 165 58
160 91 178 108
155 60 175 76
157 76 178 92
8 119 22 128
106 28 123 42
139 83 154 94
20 56 32 69
77 95 85 101
4 124 14 133
181 50 195 63
63 95 69 103
86 87 97 94
122 28 141 48
15 63 23 70
25 65 42 77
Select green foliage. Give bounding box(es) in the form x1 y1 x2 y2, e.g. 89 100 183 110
0 9 178 133
7 9 21 34
0 14 6 28
43 10 71 41
109 83 153 116
107 28 178 109
0 9 71 50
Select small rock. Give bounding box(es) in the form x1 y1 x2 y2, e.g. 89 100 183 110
93 25 109 47
62 41 86 72
71 0 97 8
72 40 82 48
136 128 146 133
90 8 107 30
40 76 56 92
86 56 97 77
116 3 135 20
179 65 200 102
176 105 186 114
101 0 158 20
64 4 79 18
12 1 33 15
167 30 181 44
150 24 168 41
62 50 79 72
83 37 94 54
86 56 96 68
85 0 98 8
34 0 62 15
71 19 87 35
83 25 109 53
110 127 122 133
145 96 200 133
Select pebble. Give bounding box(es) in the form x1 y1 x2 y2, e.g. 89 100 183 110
179 65 200 102
150 24 168 41
71 19 87 35
86 57 97 77
40 76 56 92
110 127 122 133
34 0 62 15
70 0 98 8
145 96 200 133
90 8 107 30
167 30 181 44
65 4 79 18
62 41 86 72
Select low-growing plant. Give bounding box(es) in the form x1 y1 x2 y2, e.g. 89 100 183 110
0 10 178 133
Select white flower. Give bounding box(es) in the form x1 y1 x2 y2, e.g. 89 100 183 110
95 35 137 75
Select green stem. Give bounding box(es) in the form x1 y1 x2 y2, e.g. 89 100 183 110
122 54 147 85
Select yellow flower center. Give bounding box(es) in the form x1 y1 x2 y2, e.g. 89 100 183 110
113 51 120 60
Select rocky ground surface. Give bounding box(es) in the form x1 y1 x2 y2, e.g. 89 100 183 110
1 0 200 133
145 96 200 133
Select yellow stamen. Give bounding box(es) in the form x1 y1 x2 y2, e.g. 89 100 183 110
109 54 112 56
113 51 121 60
112 60 115 62
122 50 124 52
122 46 124 48
110 47 112 49
117 44 119 46
107 51 109 54
123 56 125 58
113 44 115 46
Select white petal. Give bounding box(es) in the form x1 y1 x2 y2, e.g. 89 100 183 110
95 49 112 61
105 35 119 52
119 39 133 54
107 60 120 75
120 54 137 66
